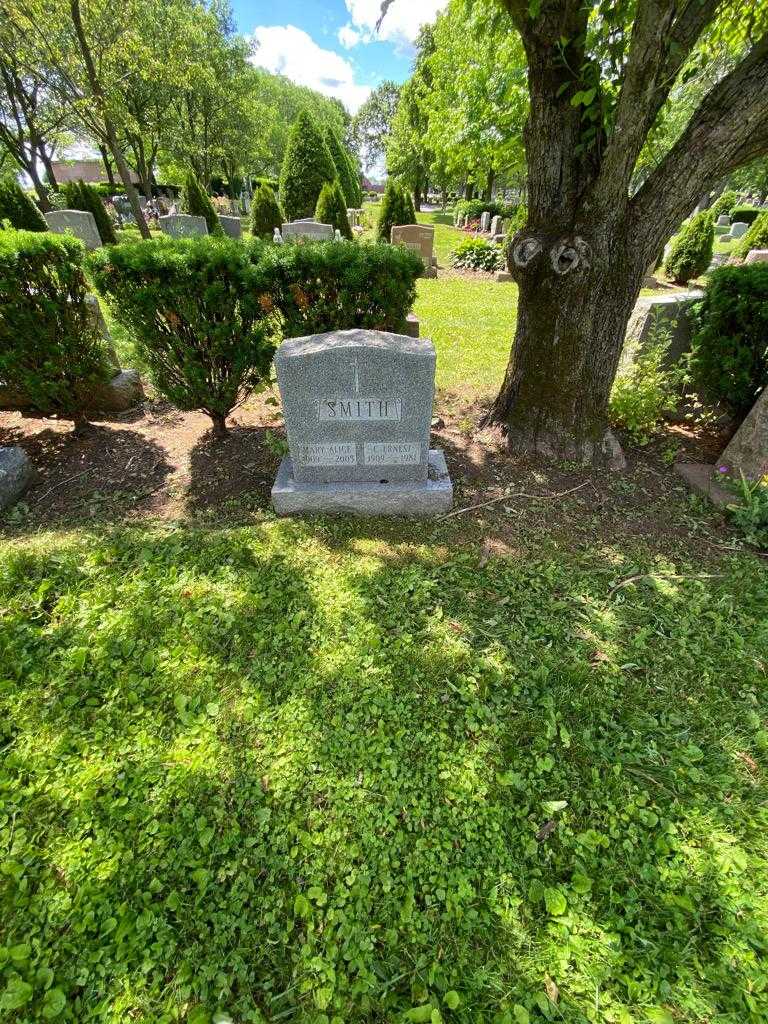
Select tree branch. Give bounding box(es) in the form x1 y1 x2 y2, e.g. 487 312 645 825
631 34 768 251
596 0 723 207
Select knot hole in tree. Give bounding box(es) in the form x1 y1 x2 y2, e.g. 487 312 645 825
550 237 592 276
512 236 543 268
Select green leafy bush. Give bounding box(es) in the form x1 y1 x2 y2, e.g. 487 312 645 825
688 263 768 415
663 210 714 284
315 180 352 240
250 183 284 239
710 190 738 220
63 180 118 244
0 179 47 231
257 239 423 338
733 210 768 259
729 206 762 226
376 180 412 242
455 198 517 221
279 110 337 221
450 236 505 272
0 229 109 427
610 323 681 444
182 171 222 236
90 237 275 436
253 176 279 193
725 474 768 550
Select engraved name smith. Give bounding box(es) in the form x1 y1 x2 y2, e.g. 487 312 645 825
317 397 403 422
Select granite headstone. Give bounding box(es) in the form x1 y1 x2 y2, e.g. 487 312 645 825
271 329 452 516
282 220 333 241
219 215 243 239
159 214 208 238
730 221 749 239
44 210 102 250
391 224 436 277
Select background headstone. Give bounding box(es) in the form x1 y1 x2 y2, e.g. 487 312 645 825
44 210 102 250
272 329 452 515
0 446 34 512
158 214 208 238
745 249 768 264
490 214 503 236
480 211 491 232
730 221 749 238
716 214 731 226
391 224 436 277
716 385 768 481
621 290 703 370
282 220 333 241
219 215 242 239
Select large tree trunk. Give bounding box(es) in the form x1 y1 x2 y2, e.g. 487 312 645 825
486 219 649 469
484 167 495 201
99 145 115 188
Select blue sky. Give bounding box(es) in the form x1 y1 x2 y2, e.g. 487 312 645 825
232 0 446 113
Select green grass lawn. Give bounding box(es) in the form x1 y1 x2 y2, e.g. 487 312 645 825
1 522 767 1023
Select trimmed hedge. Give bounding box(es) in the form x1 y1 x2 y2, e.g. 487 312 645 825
0 229 109 425
710 190 738 220
663 210 714 284
182 171 222 235
688 264 768 417
455 198 517 221
63 180 118 244
90 237 275 436
250 184 284 239
315 180 352 240
256 239 423 338
279 110 337 221
0 179 48 231
729 206 763 226
733 210 768 260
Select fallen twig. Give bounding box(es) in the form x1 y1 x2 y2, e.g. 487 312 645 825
439 480 589 520
34 469 91 505
607 572 724 599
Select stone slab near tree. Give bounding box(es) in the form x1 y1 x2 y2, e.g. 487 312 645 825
0 446 34 512
621 290 703 369
218 215 242 239
44 209 102 250
282 220 333 241
159 214 208 238
391 224 437 278
745 249 768 264
490 215 503 236
271 328 452 516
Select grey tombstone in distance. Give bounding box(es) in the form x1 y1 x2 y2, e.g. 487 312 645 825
716 214 731 226
44 209 102 250
159 214 208 238
282 220 334 241
219 215 242 239
745 249 768 264
730 221 749 238
479 211 491 232
489 214 503 237
271 329 453 517
391 224 437 277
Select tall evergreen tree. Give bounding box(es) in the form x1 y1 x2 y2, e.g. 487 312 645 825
183 171 222 235
315 180 352 239
279 111 337 221
0 179 47 231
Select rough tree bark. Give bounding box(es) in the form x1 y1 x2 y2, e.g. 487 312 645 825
482 0 768 467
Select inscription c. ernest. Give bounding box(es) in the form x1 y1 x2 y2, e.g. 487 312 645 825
317 397 402 422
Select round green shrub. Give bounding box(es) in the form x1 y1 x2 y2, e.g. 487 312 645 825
710 190 738 220
663 211 714 284
733 210 768 260
279 110 337 221
0 179 47 231
729 206 762 226
250 184 284 239
315 180 352 240
90 237 275 436
182 171 222 236
688 263 768 416
0 229 109 426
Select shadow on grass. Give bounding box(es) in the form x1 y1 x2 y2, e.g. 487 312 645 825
1 524 766 1021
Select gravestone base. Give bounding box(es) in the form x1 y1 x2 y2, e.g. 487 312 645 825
0 446 34 512
674 463 732 507
272 449 453 517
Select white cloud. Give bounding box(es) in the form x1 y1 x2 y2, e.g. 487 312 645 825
339 0 447 50
251 25 371 113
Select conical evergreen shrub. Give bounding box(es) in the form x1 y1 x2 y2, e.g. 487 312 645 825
664 210 714 284
279 111 337 221
376 181 413 241
183 171 222 235
733 210 768 260
315 180 352 240
323 128 358 209
345 149 363 207
77 180 117 244
403 187 417 224
710 190 738 220
0 179 47 231
250 184 284 239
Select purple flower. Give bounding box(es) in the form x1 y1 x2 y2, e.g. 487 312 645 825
717 465 729 473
